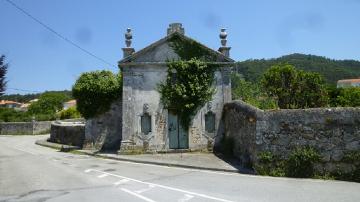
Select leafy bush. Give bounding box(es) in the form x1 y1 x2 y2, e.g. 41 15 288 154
58 106 81 120
72 70 122 119
285 147 320 178
255 151 285 177
158 58 215 129
0 108 32 122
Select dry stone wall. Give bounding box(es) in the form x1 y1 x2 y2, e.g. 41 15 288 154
0 121 51 135
223 101 360 173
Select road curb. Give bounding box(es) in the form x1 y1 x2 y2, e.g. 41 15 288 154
77 150 241 173
35 139 80 152
35 140 241 173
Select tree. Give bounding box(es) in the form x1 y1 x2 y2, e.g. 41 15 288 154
231 72 277 109
261 63 328 109
28 92 70 115
0 55 8 96
72 70 122 119
336 87 360 107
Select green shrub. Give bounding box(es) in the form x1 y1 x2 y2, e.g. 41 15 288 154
0 108 32 122
285 147 320 178
58 106 81 120
255 151 285 177
72 70 122 119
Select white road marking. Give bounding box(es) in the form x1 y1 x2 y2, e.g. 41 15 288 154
114 179 130 185
178 194 194 202
84 169 92 173
135 184 155 194
97 174 109 178
121 188 157 202
86 169 234 202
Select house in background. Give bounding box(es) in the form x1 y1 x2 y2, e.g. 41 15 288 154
63 99 77 110
337 78 360 88
84 23 234 152
0 100 22 109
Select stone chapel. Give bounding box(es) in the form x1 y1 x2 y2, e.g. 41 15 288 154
84 23 234 152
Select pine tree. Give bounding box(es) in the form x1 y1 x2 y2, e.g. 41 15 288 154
0 55 8 96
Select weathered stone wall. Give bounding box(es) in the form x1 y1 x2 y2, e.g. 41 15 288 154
223 101 360 172
49 121 85 147
83 98 122 151
0 121 51 135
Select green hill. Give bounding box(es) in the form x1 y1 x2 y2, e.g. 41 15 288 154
236 53 360 84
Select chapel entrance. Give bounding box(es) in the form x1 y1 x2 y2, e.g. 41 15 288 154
168 110 189 149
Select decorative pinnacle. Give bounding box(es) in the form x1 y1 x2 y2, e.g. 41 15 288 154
167 23 185 35
219 28 227 47
125 28 132 48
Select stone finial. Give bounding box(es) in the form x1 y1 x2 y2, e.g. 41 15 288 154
125 28 132 47
122 28 135 58
219 28 227 47
167 23 185 35
218 28 231 57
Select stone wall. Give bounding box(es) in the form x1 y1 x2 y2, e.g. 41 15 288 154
83 98 122 151
49 121 85 147
223 101 360 172
0 121 51 135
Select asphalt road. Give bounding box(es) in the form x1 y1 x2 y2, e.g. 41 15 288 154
0 135 359 202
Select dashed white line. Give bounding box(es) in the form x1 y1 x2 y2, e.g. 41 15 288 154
86 169 234 202
135 184 155 194
114 179 130 185
121 188 157 202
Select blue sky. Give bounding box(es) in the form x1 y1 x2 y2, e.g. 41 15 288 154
1 0 360 94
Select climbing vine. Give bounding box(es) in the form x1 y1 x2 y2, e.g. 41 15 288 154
168 34 219 61
158 58 216 129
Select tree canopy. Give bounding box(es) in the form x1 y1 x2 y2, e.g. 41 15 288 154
261 64 328 109
236 53 360 84
72 70 122 119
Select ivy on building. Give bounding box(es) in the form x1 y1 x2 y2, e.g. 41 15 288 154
168 34 219 61
158 58 216 129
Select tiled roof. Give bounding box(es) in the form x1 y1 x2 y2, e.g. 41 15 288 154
0 100 22 105
64 99 76 104
337 79 360 83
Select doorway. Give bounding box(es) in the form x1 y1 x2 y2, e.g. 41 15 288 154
168 110 188 149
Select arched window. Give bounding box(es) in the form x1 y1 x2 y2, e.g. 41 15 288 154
205 112 215 133
141 113 151 135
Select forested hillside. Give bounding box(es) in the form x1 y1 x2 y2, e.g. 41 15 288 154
236 53 360 84
0 90 72 103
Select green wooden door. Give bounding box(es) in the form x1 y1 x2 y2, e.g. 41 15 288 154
168 111 188 149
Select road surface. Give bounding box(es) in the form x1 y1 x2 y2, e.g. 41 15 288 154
0 135 359 202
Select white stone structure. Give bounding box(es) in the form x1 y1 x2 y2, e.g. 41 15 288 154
84 23 234 152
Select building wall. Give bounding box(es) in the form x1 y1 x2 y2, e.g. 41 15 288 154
121 64 231 152
223 101 360 173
